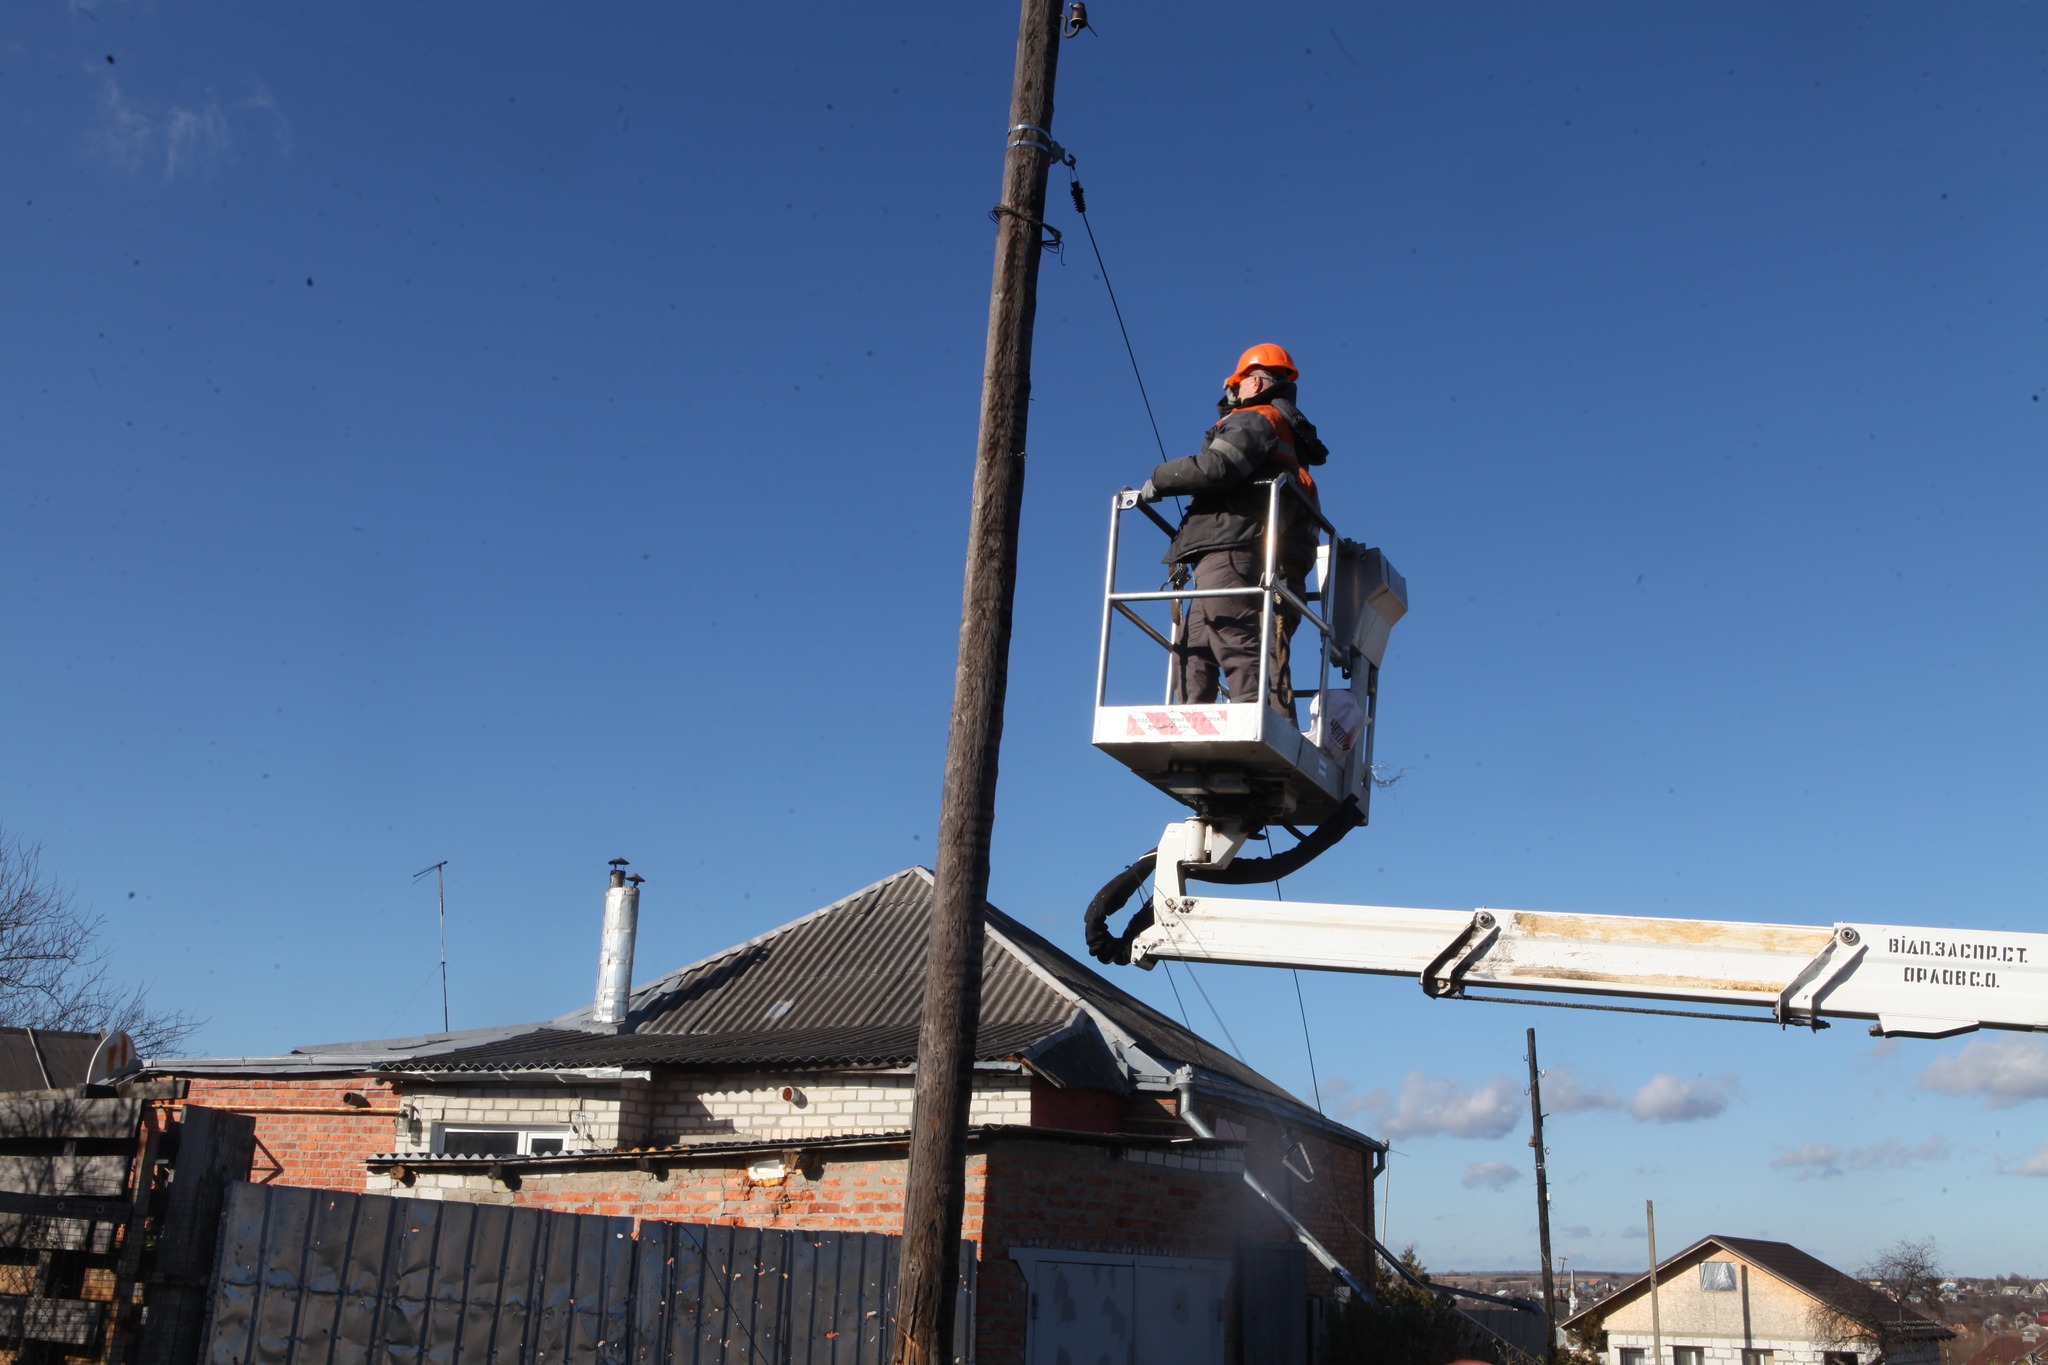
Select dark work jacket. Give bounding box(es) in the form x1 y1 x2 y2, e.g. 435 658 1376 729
1149 384 1328 570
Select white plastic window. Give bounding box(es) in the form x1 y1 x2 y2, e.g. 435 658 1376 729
437 1126 570 1157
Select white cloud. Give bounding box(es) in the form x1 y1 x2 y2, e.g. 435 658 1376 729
1629 1072 1737 1123
94 73 155 175
1847 1135 1949 1171
1918 1036 2048 1109
1461 1161 1521 1191
1769 1135 1945 1180
1770 1143 1843 1181
163 95 231 179
1622 1224 1647 1239
89 71 289 181
1362 1072 1522 1140
2012 1141 2048 1177
241 87 292 155
1544 1065 1619 1113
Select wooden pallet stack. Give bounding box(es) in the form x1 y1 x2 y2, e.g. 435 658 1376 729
0 1083 253 1365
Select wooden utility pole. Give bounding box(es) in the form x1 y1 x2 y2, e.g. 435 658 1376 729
1527 1028 1557 1337
893 4 1065 1365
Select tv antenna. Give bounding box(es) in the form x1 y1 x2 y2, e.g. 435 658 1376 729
413 860 450 1032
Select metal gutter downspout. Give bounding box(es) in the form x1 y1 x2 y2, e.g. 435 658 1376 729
1175 1074 1373 1302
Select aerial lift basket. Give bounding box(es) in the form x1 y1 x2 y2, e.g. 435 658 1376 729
1091 479 1406 831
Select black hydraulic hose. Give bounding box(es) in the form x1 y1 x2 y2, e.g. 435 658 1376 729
1183 796 1363 885
1084 852 1156 965
1083 798 1364 966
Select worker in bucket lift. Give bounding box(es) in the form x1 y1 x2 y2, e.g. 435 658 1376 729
1138 343 1330 719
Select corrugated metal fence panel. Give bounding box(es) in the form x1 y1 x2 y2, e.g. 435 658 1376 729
207 1184 636 1365
633 1222 924 1365
206 1184 973 1365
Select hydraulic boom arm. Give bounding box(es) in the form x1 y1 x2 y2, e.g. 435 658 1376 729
1130 819 2048 1039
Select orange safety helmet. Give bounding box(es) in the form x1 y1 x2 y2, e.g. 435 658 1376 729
1225 342 1299 388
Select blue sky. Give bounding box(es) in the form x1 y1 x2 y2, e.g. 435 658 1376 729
4 2 2044 1276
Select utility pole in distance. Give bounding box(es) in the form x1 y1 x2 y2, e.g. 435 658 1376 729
893 4 1066 1365
1527 1027 1557 1338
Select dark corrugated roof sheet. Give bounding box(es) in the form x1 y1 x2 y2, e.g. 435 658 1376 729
1564 1235 1954 1340
629 869 1071 1039
0 1028 103 1092
1712 1236 1952 1338
983 903 1299 1109
394 868 1332 1131
385 1020 1054 1073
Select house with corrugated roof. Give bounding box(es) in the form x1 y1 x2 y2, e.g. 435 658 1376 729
1563 1235 1954 1365
149 867 1387 1365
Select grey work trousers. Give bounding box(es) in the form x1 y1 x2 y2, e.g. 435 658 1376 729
1172 547 1301 715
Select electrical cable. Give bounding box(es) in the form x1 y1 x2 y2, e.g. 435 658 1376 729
1161 958 1194 1033
1178 959 1245 1063
1066 168 1168 463
1267 834 1325 1116
1291 970 1324 1115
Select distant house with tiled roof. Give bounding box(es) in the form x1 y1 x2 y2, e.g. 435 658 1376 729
147 867 1386 1365
1563 1235 1954 1365
1967 1335 2047 1365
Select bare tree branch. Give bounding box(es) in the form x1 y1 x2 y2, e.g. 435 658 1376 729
1805 1238 1945 1365
0 826 199 1057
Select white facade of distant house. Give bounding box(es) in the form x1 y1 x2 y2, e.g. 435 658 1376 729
1596 1256 1942 1365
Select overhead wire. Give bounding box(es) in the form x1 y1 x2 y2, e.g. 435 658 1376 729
1139 872 1198 1032
1063 162 1168 463
1268 833 1325 1115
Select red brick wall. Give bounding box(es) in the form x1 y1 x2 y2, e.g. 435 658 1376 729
460 1153 948 1236
1026 1079 1124 1133
1224 1104 1373 1295
172 1075 401 1192
973 1136 1280 1365
166 1071 1380 1363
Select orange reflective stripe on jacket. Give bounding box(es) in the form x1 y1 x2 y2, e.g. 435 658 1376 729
1237 403 1317 497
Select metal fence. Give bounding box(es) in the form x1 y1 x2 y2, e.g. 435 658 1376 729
203 1183 972 1365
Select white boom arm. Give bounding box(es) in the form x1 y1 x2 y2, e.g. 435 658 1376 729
1131 819 2048 1038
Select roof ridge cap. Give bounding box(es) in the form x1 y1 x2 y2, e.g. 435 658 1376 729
550 868 936 1027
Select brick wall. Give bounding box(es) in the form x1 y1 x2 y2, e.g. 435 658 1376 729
648 1072 1030 1143
168 1067 1382 1365
975 1135 1278 1365
1216 1101 1372 1295
394 1079 651 1154
377 1151 953 1233
365 1130 1277 1365
177 1076 403 1192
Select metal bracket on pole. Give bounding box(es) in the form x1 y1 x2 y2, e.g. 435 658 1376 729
1774 927 1864 1029
1421 910 1499 999
1008 124 1072 165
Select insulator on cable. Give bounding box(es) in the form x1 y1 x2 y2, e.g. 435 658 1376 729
1070 181 1087 214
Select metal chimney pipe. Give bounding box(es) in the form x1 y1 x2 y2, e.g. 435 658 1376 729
592 861 640 1032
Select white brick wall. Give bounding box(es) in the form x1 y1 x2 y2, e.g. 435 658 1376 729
396 1080 650 1154
650 1073 1032 1143
1607 1331 1877 1365
393 1072 1036 1154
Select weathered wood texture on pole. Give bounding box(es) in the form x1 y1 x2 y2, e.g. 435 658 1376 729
1527 1028 1558 1341
892 4 1064 1365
